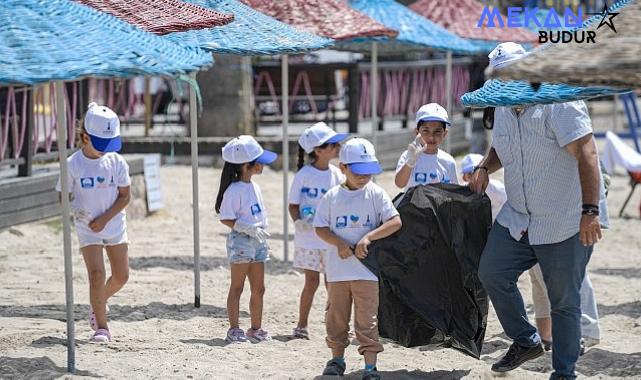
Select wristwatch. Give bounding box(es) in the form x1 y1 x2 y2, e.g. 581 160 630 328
581 204 599 216
473 166 489 174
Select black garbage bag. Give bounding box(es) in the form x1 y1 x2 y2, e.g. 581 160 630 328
361 183 491 359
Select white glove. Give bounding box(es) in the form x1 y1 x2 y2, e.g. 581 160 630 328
71 207 91 223
295 218 313 232
233 221 271 243
405 137 423 168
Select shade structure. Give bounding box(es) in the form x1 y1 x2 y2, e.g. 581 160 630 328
460 79 625 108
166 0 333 55
1 0 214 374
74 0 234 35
409 0 537 52
0 0 213 85
344 0 481 54
241 0 397 41
488 0 640 89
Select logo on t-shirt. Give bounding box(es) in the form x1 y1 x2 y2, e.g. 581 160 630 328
363 215 374 228
415 172 428 183
335 216 348 228
80 177 95 188
302 187 319 198
250 203 262 216
110 175 115 186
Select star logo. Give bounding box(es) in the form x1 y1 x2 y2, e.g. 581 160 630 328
588 2 619 33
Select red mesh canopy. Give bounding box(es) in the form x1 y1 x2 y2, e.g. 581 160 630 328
241 0 397 41
410 0 536 43
74 0 234 35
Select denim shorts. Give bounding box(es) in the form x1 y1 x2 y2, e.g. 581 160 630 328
226 231 269 264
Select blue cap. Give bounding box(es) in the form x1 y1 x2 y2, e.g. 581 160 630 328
348 162 382 175
256 149 277 165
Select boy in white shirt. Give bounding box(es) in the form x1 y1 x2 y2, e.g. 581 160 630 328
314 138 402 380
461 153 507 222
395 103 459 190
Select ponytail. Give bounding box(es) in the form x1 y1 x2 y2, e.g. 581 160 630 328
296 145 318 171
215 161 244 213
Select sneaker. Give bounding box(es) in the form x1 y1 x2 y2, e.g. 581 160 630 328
90 328 111 343
322 359 346 376
542 338 552 352
246 328 271 343
292 327 309 340
362 367 381 380
491 342 544 372
225 328 248 343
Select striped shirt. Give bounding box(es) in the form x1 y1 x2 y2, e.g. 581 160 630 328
492 101 608 245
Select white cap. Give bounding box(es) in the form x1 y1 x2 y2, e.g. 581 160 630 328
222 135 277 165
461 153 484 174
415 103 450 127
339 138 382 175
298 122 349 154
488 42 527 69
84 102 121 152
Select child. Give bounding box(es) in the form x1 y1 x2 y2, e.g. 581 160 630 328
215 135 277 343
56 102 131 343
395 103 458 190
314 138 402 380
460 153 507 222
289 122 348 339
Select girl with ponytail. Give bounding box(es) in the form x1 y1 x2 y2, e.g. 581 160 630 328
288 122 348 339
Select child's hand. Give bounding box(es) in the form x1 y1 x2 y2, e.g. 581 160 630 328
406 136 423 168
336 241 354 259
355 236 371 259
89 215 108 232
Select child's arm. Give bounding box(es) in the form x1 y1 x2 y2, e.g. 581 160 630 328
89 186 131 232
288 204 300 221
221 219 235 229
395 165 412 188
315 227 354 259
354 216 402 259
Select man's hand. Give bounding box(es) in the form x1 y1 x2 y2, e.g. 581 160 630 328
468 167 489 194
355 235 371 259
579 214 602 246
89 215 109 232
337 240 354 259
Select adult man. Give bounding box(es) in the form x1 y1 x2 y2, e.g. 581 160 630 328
469 43 606 380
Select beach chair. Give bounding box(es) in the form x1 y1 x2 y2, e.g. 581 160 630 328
617 92 641 217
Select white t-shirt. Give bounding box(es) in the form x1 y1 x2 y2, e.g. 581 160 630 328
396 149 459 190
486 179 507 222
219 181 268 228
289 164 345 250
313 182 399 282
56 151 130 238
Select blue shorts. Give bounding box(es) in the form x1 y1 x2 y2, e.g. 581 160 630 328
226 231 269 264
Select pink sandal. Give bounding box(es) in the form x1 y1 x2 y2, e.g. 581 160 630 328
90 328 111 343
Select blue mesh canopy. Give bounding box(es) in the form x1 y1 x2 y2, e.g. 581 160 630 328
165 0 333 55
0 0 213 85
344 0 481 55
460 80 625 108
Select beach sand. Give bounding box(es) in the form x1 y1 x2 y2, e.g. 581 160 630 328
1 165 640 379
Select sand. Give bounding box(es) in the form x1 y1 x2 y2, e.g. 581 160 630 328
1 164 640 380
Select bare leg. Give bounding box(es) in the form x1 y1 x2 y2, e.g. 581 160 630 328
82 246 107 329
104 244 129 300
535 317 553 342
227 263 249 328
247 263 265 330
297 270 320 329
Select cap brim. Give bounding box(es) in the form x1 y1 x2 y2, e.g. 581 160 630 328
461 165 475 174
89 134 121 153
255 150 277 165
325 133 349 144
348 162 382 175
417 116 450 125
